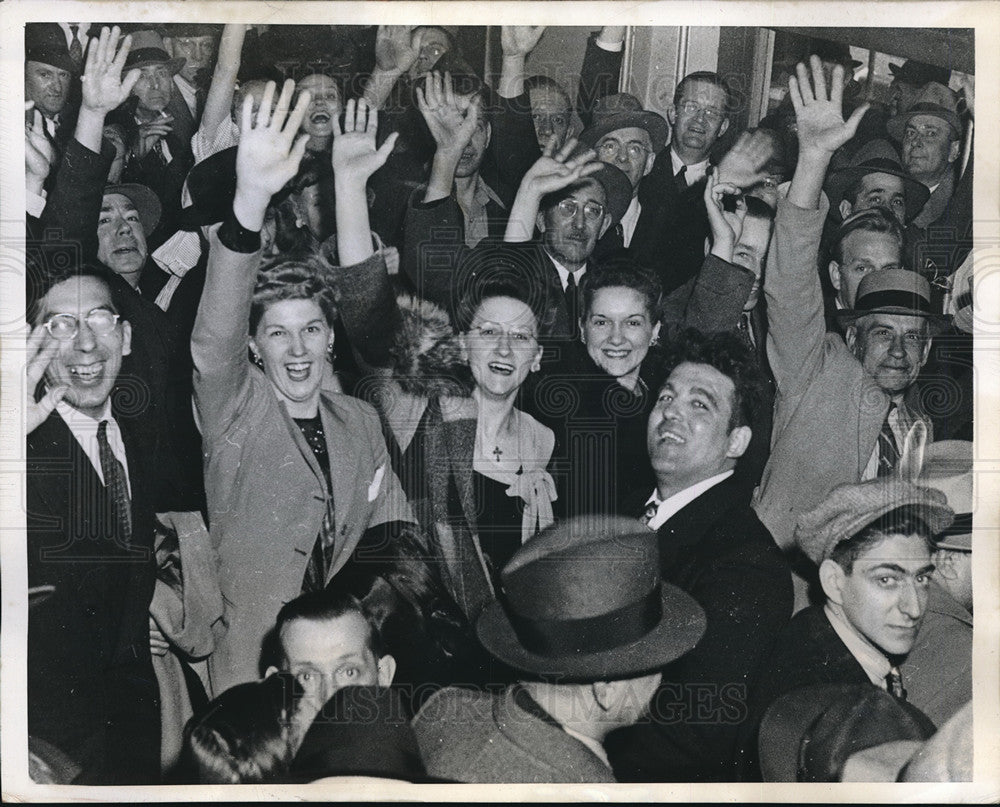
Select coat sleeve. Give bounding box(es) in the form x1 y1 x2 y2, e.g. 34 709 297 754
191 224 261 442
401 187 469 315
577 33 624 128
764 194 830 397
328 250 403 369
661 254 755 332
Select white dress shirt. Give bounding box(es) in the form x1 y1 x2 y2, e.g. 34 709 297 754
174 74 198 118
670 148 711 186
546 253 587 292
824 604 892 689
562 726 611 768
55 398 132 497
643 469 734 531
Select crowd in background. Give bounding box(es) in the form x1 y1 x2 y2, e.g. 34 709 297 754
23 21 975 786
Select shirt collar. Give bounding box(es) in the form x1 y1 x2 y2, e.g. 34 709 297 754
55 397 111 425
545 252 586 291
824 603 893 687
670 148 711 183
644 469 734 530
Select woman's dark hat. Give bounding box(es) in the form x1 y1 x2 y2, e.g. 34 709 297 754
824 139 930 224
476 516 706 681
834 267 949 334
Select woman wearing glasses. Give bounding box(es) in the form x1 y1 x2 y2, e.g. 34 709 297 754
330 100 563 625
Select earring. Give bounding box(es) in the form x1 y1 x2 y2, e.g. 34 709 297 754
531 361 541 373
649 335 660 347
251 351 263 368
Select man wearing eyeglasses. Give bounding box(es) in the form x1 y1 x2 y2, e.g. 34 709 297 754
26 268 161 783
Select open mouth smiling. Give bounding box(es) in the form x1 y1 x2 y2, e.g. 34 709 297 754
286 362 312 382
487 361 515 376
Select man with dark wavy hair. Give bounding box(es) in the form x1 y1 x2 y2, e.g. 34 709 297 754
604 329 793 783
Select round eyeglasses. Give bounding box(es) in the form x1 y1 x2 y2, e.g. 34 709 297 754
597 139 649 162
676 100 726 124
555 198 607 222
44 308 121 341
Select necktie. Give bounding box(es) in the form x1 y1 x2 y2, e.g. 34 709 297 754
877 403 900 478
302 497 337 593
885 667 907 701
68 25 84 69
97 420 132 546
565 270 580 340
674 164 688 193
642 500 659 530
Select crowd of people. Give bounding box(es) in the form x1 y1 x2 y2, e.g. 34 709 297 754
23 21 976 786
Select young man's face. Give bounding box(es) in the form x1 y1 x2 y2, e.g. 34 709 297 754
667 79 729 163
277 613 395 738
25 60 71 118
846 313 931 397
825 532 934 657
902 114 960 187
843 172 908 225
829 229 901 309
40 276 132 419
97 193 148 286
647 361 750 496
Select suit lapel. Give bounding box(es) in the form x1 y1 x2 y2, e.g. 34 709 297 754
654 479 738 575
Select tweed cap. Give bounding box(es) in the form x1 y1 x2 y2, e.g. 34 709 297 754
794 480 954 565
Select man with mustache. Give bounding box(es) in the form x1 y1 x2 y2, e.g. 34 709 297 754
752 57 944 557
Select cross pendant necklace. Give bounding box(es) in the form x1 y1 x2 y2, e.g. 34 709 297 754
492 445 503 462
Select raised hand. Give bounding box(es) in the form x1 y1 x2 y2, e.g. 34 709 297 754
80 26 138 114
416 71 481 157
789 55 869 156
25 324 68 435
375 25 420 74
501 26 545 58
715 130 773 190
233 79 311 230
704 170 746 258
25 105 55 192
519 137 602 198
332 98 399 187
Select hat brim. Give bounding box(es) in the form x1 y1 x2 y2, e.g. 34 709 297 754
835 305 950 335
578 112 670 156
124 55 186 76
103 182 162 236
887 106 961 141
825 165 930 224
586 163 633 227
27 52 78 75
178 146 238 230
475 584 706 681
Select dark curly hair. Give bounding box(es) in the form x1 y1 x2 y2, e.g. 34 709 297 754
580 260 663 323
657 328 764 431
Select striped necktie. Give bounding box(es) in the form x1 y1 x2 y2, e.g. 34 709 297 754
68 25 84 69
97 420 132 546
877 403 900 478
885 667 907 701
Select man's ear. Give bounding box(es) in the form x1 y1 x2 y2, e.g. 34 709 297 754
919 332 933 367
819 558 847 605
484 120 493 149
839 199 854 221
535 211 546 235
948 138 960 164
121 321 132 357
845 324 858 354
377 654 396 686
598 212 612 238
718 117 730 139
828 260 843 292
726 424 752 459
933 548 956 580
666 105 677 127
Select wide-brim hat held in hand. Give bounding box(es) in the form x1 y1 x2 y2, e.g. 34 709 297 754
476 515 706 681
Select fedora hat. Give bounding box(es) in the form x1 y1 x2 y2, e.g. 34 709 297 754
835 267 949 333
577 93 670 155
25 24 77 74
916 440 972 550
824 139 930 224
759 683 935 782
103 182 162 237
476 516 706 681
889 60 952 89
887 81 962 141
122 30 186 75
794 479 954 566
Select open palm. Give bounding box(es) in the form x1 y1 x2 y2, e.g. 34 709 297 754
332 99 398 185
789 56 868 154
